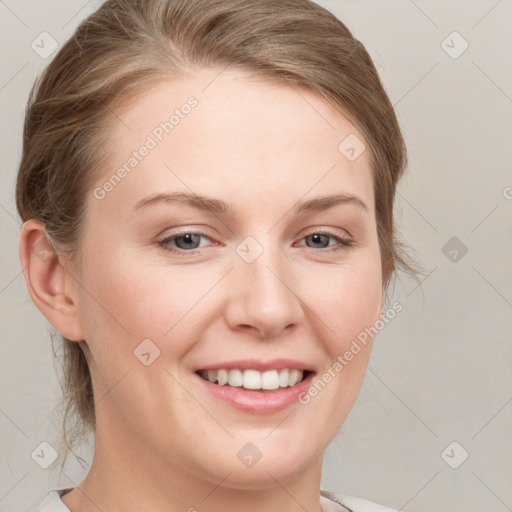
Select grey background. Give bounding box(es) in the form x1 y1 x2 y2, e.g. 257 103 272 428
1 1 511 511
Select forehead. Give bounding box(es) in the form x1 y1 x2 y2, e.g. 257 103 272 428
93 67 374 217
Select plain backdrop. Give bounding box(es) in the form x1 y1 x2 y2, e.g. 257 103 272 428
1 1 511 511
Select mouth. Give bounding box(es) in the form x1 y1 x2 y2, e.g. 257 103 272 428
195 368 313 392
193 359 317 413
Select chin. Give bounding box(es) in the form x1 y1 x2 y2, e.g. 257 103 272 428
195 440 318 490
210 461 312 491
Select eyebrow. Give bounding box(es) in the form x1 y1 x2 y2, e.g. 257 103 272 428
132 191 369 215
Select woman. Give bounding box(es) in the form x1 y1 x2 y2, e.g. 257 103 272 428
18 0 419 510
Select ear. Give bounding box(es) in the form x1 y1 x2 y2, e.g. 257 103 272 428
19 219 85 342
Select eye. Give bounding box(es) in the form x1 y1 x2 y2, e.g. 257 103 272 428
158 229 354 256
159 232 213 254
297 231 354 253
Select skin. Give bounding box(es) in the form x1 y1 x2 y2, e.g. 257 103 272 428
20 67 384 512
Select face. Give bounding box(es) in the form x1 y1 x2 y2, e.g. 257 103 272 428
72 67 383 488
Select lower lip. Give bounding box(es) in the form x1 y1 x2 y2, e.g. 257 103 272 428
194 372 315 414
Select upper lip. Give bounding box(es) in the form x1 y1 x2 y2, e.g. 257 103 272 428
195 358 315 373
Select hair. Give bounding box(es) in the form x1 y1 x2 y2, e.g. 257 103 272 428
16 0 423 466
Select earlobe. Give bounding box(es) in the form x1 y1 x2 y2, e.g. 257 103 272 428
19 219 85 342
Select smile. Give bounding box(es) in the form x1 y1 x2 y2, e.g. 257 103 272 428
197 368 309 391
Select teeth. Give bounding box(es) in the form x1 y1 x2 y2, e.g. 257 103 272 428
243 369 261 389
278 369 289 388
217 369 229 386
288 369 301 386
261 370 280 390
199 368 305 390
228 369 243 387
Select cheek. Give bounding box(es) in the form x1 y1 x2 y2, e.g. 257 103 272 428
305 255 383 350
75 245 216 362
297 258 382 424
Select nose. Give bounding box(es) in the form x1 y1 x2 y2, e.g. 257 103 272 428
223 241 305 339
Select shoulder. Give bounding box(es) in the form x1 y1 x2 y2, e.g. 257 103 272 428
321 489 404 512
29 488 73 512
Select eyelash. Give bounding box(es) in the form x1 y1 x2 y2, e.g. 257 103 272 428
158 230 354 255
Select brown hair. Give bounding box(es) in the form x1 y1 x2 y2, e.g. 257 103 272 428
16 0 422 464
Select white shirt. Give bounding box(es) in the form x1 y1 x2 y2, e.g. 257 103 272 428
30 487 403 511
